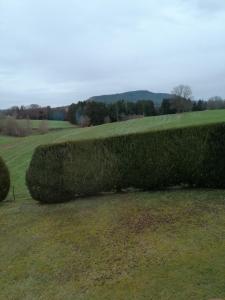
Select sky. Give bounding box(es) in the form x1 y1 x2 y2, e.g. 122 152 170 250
0 0 225 108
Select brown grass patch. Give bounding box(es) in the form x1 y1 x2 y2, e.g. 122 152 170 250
118 208 177 234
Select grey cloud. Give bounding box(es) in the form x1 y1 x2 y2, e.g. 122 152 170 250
0 0 225 108
190 0 225 12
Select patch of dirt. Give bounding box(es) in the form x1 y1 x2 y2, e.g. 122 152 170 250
118 208 177 234
114 201 219 235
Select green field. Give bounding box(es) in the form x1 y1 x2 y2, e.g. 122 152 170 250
17 119 74 129
1 111 225 299
1 109 225 201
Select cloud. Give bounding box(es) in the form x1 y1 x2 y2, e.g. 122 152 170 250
0 0 224 108
188 0 225 13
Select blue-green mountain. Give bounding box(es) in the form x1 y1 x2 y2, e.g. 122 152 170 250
87 90 172 106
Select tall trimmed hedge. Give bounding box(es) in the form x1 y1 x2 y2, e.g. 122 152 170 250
26 123 225 203
0 156 10 202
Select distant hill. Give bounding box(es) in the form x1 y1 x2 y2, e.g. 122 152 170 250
87 90 172 106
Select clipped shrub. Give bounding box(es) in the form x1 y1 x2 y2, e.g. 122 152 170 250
199 124 225 188
0 156 10 202
26 123 225 203
26 140 120 203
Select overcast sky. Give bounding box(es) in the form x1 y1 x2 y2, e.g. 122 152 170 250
0 0 225 108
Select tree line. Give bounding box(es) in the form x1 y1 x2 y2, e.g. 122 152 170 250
1 85 225 128
1 104 66 121
66 86 224 126
67 99 156 126
67 97 225 127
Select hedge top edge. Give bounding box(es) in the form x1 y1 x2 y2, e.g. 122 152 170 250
34 121 225 151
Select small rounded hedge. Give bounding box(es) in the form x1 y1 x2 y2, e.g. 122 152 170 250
26 123 225 203
0 156 10 202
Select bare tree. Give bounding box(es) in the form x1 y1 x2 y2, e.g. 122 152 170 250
3 116 29 137
208 96 223 102
207 96 225 109
80 115 91 127
28 104 41 109
172 85 193 100
0 113 5 132
38 120 49 134
170 98 193 113
104 116 111 123
25 117 32 135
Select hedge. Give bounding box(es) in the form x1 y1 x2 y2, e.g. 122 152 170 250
0 156 10 202
26 123 225 203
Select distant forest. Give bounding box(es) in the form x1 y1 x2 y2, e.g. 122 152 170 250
1 96 224 127
1 85 225 127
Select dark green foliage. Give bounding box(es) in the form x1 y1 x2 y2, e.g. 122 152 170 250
200 124 225 188
160 99 175 114
26 141 120 203
85 101 108 125
0 156 10 202
26 123 225 203
67 102 86 125
68 100 156 126
192 100 207 111
160 97 193 114
135 100 156 116
170 96 193 113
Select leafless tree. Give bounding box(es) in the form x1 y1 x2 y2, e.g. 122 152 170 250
2 116 28 137
104 116 111 123
0 113 5 132
38 120 49 134
28 104 41 109
25 117 32 135
170 98 193 113
171 85 193 100
208 96 223 101
80 115 91 127
207 96 225 109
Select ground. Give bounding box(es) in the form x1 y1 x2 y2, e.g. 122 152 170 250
0 113 225 299
1 190 225 299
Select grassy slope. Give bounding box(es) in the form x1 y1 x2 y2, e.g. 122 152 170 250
17 119 74 129
1 109 225 200
39 109 225 142
1 111 225 299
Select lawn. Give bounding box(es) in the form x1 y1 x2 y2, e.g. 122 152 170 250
1 110 225 299
17 119 74 129
0 190 225 299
